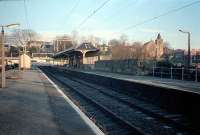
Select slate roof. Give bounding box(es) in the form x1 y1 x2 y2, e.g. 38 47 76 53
53 42 99 58
76 42 98 51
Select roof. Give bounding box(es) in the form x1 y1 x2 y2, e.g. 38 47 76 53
53 42 99 59
76 42 98 51
54 35 72 41
157 33 162 39
143 40 154 46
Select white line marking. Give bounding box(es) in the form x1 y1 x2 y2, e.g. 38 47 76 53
39 69 105 135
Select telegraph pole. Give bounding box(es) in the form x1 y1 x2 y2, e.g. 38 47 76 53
0 23 20 88
179 30 191 68
1 26 5 88
188 32 191 68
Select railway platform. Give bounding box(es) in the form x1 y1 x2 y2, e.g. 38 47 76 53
63 68 200 93
0 69 102 135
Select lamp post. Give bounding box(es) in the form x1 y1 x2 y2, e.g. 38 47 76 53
0 23 20 88
179 29 191 68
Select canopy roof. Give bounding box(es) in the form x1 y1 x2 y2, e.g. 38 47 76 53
53 42 99 59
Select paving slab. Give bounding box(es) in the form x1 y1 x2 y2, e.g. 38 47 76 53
0 69 98 135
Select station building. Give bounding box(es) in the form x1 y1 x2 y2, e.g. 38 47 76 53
53 42 103 69
142 33 164 60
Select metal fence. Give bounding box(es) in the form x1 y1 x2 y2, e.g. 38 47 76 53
152 67 200 82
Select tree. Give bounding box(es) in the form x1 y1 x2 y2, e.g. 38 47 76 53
28 46 37 56
109 38 123 59
71 30 79 46
163 42 173 60
9 46 20 57
120 34 128 45
88 35 101 46
108 39 121 46
130 42 143 59
163 42 172 53
111 43 141 60
11 29 39 51
110 45 126 59
109 37 143 60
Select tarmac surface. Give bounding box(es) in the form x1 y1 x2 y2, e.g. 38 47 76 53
0 69 98 135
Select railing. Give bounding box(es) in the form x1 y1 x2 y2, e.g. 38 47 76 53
152 67 200 82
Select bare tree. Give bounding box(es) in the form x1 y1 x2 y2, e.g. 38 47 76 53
163 42 173 61
11 29 38 50
163 42 172 53
109 37 143 60
120 34 128 46
109 38 123 59
110 44 126 59
87 35 102 46
71 30 79 46
108 39 121 46
130 42 143 59
111 45 134 60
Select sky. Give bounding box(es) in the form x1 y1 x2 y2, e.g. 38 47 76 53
0 0 200 49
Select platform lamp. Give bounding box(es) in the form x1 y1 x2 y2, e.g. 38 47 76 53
0 23 20 88
179 29 191 68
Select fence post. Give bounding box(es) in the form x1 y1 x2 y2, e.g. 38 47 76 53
170 67 173 79
195 67 198 82
182 67 184 80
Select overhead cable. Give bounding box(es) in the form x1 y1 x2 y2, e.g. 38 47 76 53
76 0 111 29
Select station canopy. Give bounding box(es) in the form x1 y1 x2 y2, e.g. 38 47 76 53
53 42 99 59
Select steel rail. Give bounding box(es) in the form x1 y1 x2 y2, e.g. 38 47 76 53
41 67 146 135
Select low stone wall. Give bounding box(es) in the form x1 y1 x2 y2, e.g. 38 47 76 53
95 59 154 75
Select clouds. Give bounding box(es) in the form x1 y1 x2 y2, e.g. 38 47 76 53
38 31 67 41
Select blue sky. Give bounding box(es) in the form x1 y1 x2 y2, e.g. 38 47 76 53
0 0 200 49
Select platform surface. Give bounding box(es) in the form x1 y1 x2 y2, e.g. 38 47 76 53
0 69 97 135
60 67 200 94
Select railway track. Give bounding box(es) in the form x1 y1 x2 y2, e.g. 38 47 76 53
59 70 198 135
41 67 144 135
40 66 197 135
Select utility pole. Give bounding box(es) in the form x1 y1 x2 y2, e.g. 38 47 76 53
188 32 191 68
179 29 191 68
1 26 5 88
18 47 21 71
0 23 20 88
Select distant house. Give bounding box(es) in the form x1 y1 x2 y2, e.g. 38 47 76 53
3 35 17 56
28 41 43 48
27 41 44 53
191 49 200 64
30 41 54 63
173 49 185 65
4 43 10 52
173 49 200 66
40 42 53 53
53 35 73 53
142 33 164 60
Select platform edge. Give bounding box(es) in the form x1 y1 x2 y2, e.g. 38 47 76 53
38 69 105 135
